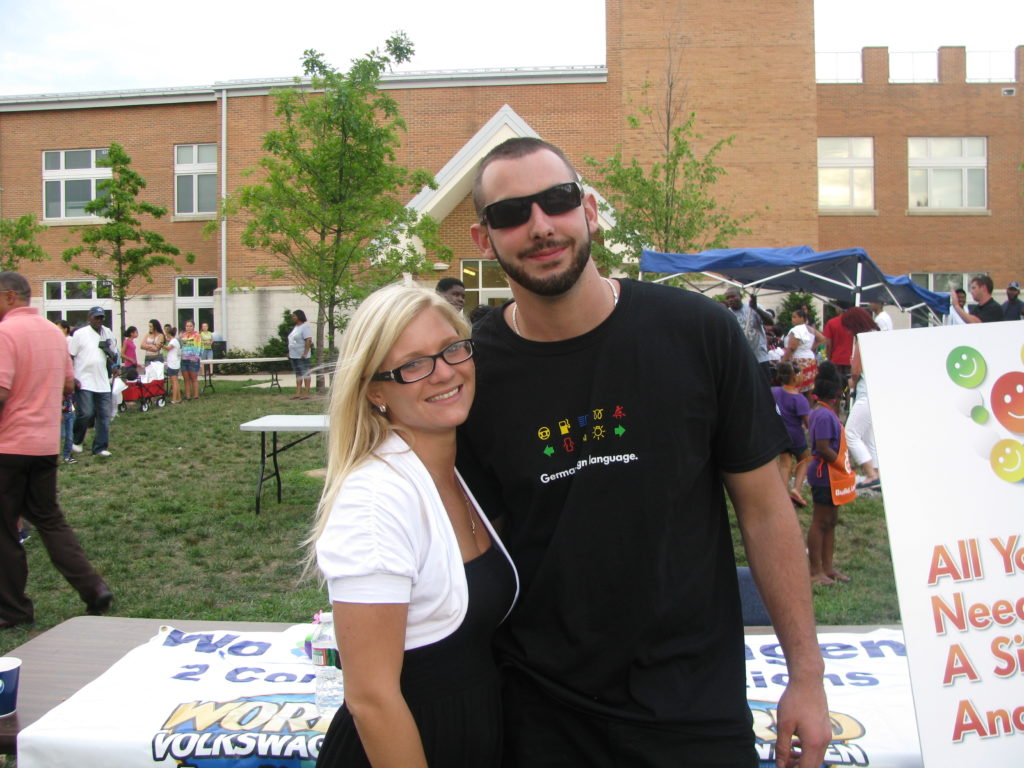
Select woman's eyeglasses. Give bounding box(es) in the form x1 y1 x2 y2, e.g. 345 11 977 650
371 339 474 384
480 182 583 229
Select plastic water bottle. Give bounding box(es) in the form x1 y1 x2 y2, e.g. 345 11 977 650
311 612 344 714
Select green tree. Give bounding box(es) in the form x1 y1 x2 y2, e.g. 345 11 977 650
584 40 752 276
220 36 448 383
776 292 820 331
0 213 48 271
62 142 194 337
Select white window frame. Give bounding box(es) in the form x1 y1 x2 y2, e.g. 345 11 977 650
43 279 113 329
817 137 875 212
907 137 987 212
174 143 218 219
42 148 112 223
910 271 988 294
460 259 511 312
175 276 218 331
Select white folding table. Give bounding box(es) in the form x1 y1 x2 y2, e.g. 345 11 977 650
239 414 329 512
201 357 289 393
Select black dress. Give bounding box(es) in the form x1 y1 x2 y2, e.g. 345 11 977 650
316 544 516 767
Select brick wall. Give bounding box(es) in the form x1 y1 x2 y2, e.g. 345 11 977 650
2 0 1021 339
818 46 1024 287
0 102 221 291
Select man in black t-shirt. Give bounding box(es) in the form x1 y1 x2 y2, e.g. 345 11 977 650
951 274 1003 323
1002 280 1022 321
459 137 829 767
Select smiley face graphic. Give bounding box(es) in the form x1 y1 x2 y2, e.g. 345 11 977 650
990 439 1024 483
945 346 987 389
991 372 1024 434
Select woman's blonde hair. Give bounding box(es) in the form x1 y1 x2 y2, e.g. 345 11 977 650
303 282 470 576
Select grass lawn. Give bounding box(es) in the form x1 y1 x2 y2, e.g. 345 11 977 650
0 380 328 657
1 380 900 661
731 488 901 626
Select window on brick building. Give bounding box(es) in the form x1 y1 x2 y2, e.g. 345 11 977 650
817 138 874 210
176 276 218 330
174 143 218 216
44 279 113 329
908 137 986 210
460 259 511 313
42 148 112 220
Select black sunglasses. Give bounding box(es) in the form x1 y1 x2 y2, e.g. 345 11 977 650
371 339 474 384
480 182 583 229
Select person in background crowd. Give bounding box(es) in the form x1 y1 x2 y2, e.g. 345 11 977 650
781 306 828 401
468 303 494 326
178 320 202 401
765 324 785 367
0 272 113 630
288 309 313 400
950 274 1002 324
723 286 774 385
772 361 811 508
866 301 893 332
199 322 214 360
121 326 139 376
944 289 968 326
57 321 76 465
806 373 856 586
842 307 881 491
310 284 517 767
822 302 853 384
140 319 165 364
164 327 181 404
460 137 828 767
435 277 466 312
1002 280 1022 321
69 307 115 457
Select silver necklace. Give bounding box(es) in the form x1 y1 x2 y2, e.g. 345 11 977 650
511 277 618 337
459 484 477 535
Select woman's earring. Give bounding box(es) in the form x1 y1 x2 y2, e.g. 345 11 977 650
378 403 387 414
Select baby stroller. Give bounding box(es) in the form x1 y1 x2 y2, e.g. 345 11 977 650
118 361 167 412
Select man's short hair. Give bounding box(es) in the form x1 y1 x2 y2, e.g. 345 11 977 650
0 271 30 302
472 137 579 217
436 277 464 293
971 274 993 294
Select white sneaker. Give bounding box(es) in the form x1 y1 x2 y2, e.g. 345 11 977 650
71 443 83 453
94 450 112 457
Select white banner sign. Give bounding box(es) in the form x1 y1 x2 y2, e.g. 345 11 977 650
18 624 921 767
861 321 1023 768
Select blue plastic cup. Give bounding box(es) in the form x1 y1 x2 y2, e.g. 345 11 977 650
0 657 22 717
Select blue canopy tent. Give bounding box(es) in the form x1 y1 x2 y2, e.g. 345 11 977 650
638 246 950 320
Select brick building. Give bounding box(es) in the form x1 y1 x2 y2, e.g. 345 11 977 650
1 0 1020 347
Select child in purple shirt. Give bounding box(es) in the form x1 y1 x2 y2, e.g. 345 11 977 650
806 376 856 585
771 362 810 507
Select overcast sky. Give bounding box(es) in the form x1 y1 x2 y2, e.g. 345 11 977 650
0 0 1020 96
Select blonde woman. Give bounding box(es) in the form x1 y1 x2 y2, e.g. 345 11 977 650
309 284 517 768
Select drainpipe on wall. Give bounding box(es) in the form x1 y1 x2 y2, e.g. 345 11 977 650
220 88 229 345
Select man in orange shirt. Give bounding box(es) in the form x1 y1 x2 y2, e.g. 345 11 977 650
0 271 112 630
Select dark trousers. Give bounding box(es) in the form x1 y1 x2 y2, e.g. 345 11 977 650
501 669 757 768
0 453 104 624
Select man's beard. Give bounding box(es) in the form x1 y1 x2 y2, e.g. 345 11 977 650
492 231 592 298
